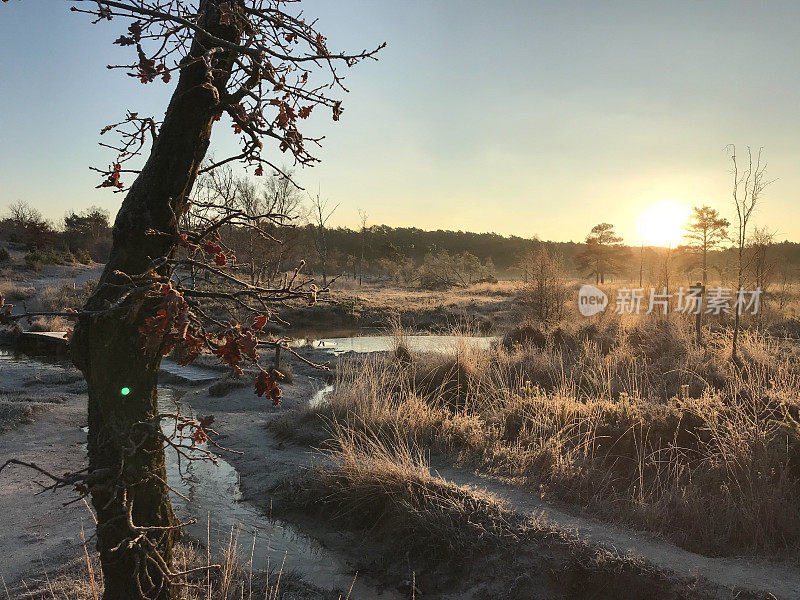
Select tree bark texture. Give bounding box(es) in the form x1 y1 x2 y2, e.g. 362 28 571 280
70 3 243 598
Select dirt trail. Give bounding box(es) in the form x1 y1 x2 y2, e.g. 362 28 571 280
436 464 800 599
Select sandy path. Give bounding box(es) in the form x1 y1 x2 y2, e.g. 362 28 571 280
436 464 800 599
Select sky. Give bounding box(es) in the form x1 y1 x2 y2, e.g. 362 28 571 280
1 1 799 244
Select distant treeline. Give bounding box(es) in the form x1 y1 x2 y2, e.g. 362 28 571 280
2 199 798 287
303 224 800 285
312 225 583 276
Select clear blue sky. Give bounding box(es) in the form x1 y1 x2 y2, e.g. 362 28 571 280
1 1 799 243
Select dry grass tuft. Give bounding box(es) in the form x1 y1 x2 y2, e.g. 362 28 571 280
29 316 67 332
15 537 329 600
37 281 96 313
301 423 523 562
0 397 52 432
0 281 36 301
304 317 800 557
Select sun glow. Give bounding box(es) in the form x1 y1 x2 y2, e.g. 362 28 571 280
636 201 691 247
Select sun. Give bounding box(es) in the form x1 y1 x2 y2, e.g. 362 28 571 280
636 201 691 247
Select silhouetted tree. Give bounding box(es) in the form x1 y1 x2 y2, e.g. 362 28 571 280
729 145 769 361
682 206 729 285
576 223 626 284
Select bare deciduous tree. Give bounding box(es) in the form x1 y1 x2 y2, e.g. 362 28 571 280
747 226 775 327
309 191 339 286
5 200 56 248
728 145 770 361
259 170 305 283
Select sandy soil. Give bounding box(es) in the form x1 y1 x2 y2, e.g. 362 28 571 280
437 465 800 599
0 357 91 589
2 260 102 291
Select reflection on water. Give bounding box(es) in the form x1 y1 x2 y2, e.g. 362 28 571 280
158 389 345 590
158 389 397 598
295 334 498 355
309 382 335 408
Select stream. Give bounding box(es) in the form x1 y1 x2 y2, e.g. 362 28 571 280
3 333 497 595
297 333 498 355
1 349 397 599
159 388 364 595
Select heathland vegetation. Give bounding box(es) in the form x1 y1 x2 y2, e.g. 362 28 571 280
2 2 800 600
290 313 800 554
4 202 800 597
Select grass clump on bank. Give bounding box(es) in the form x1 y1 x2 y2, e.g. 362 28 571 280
298 424 523 561
288 420 751 600
297 316 800 558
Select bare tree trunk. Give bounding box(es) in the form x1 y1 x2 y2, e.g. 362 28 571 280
318 225 328 287
732 243 743 362
70 5 242 598
702 243 708 286
249 229 258 285
358 210 368 286
729 146 767 363
639 245 644 288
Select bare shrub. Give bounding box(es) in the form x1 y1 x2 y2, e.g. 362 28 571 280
29 315 66 332
38 281 97 313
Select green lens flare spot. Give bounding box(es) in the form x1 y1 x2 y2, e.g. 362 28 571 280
120 387 131 396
